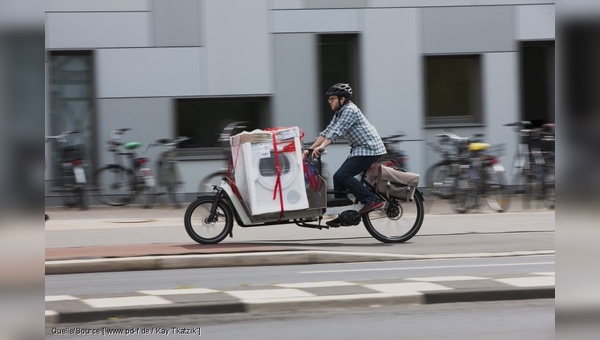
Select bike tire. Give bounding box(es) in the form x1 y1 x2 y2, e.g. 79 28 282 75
543 158 555 209
141 183 156 209
93 165 135 206
184 196 234 244
362 192 425 243
197 171 227 194
56 168 79 208
483 165 510 212
426 161 455 199
452 168 475 213
75 186 87 210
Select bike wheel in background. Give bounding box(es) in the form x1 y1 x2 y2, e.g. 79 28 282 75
543 157 555 209
184 196 234 244
426 161 455 199
197 171 227 194
362 193 425 243
163 163 185 208
483 165 510 212
93 165 135 206
452 168 475 213
510 158 528 196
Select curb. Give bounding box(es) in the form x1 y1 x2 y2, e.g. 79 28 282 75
45 287 555 324
45 250 556 275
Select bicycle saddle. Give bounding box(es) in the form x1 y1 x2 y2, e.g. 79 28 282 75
124 141 142 150
468 142 490 152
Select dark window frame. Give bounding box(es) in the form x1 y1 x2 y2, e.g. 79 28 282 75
423 54 484 127
317 34 361 132
174 96 270 160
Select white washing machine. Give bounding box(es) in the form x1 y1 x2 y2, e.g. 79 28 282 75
231 128 308 215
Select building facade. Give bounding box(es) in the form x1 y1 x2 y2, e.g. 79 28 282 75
45 0 555 200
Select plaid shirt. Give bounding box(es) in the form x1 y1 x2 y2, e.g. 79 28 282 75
320 102 386 157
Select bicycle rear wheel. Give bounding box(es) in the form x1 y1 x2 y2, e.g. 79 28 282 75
483 165 510 212
362 193 425 243
93 165 135 206
543 158 555 209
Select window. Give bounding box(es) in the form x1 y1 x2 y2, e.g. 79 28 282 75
318 34 360 130
424 55 482 125
521 41 555 126
49 51 95 169
175 97 269 155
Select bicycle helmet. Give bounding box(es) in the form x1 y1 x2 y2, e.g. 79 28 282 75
325 83 353 98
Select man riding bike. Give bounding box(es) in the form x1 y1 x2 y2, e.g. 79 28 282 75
304 83 387 227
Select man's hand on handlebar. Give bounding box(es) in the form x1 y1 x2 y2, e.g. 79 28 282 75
303 148 324 159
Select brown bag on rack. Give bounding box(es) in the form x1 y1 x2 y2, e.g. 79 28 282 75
374 165 420 201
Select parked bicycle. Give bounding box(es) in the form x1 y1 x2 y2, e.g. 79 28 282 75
504 121 555 209
150 136 190 208
426 132 509 213
45 130 88 210
425 132 484 200
93 128 156 208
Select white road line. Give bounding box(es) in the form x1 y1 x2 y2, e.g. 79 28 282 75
299 262 555 274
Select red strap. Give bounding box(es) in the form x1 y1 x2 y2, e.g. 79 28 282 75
302 158 319 192
271 133 285 219
227 140 243 197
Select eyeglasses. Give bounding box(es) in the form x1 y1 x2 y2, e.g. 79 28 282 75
327 97 338 103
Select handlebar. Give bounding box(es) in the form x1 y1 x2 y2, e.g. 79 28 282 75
45 130 80 143
151 136 191 147
503 121 532 128
435 131 484 144
109 128 132 141
381 133 406 141
217 121 249 142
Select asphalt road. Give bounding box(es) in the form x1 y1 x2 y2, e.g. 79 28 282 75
46 255 554 296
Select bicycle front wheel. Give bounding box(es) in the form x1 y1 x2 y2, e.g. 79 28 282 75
362 193 425 243
184 196 234 244
93 165 135 206
426 161 455 199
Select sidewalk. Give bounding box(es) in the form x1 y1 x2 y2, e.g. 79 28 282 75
45 198 555 324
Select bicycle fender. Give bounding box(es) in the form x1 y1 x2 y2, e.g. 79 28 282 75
220 182 252 226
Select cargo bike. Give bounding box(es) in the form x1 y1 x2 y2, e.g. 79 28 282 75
183 127 425 244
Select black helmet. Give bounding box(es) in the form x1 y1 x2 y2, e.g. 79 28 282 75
325 83 353 98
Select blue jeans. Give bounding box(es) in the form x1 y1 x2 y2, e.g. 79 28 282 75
333 155 381 204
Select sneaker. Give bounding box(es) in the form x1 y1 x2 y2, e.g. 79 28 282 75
359 200 384 214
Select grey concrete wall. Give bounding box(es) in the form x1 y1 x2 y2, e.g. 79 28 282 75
272 34 319 139
361 8 424 174
422 6 515 54
153 0 204 47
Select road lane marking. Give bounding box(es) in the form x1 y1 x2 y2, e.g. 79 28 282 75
404 276 487 282
275 281 357 288
495 277 555 287
82 296 172 308
299 261 555 274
